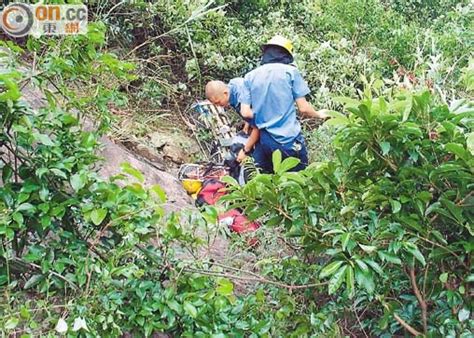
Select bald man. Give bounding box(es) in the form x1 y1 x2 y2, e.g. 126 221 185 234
206 78 260 162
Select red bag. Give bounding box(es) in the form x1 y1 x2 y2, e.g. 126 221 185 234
196 179 260 239
196 179 227 206
218 209 260 234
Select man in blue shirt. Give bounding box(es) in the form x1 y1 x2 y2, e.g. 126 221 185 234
205 79 260 161
205 78 244 114
240 35 329 173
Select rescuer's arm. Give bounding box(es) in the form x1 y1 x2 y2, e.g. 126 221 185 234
237 127 260 162
295 97 330 119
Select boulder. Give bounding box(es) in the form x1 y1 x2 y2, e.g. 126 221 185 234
98 137 193 212
162 143 189 164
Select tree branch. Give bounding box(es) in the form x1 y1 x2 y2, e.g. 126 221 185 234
382 302 422 336
409 266 428 335
5 257 79 290
184 267 328 292
393 312 422 337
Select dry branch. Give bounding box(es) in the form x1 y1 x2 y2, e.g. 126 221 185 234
184 267 328 292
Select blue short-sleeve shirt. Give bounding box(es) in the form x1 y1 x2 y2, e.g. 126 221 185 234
228 78 255 126
241 63 310 144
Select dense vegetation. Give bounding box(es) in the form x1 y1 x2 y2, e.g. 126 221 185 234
1 0 473 336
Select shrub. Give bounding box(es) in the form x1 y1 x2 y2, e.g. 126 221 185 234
225 88 473 336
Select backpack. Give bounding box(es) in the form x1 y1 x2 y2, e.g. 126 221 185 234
195 179 227 207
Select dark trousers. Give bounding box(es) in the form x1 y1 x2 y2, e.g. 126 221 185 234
252 129 308 174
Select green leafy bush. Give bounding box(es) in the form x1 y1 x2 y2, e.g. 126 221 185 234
225 89 473 336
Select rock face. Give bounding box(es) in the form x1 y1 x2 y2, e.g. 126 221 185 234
162 143 189 164
135 144 165 168
98 137 193 212
148 131 192 164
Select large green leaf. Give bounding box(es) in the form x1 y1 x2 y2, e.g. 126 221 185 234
91 208 108 226
467 132 474 155
34 132 55 146
320 260 344 279
404 243 426 266
151 185 167 203
458 308 470 322
0 73 21 101
183 302 198 319
216 278 234 296
24 274 45 289
324 110 349 127
379 141 391 156
359 244 377 254
391 94 412 121
377 251 402 265
355 267 375 294
2 164 13 183
365 259 384 276
333 96 360 108
4 317 19 330
277 157 300 175
220 175 239 187
166 300 182 314
445 143 470 162
346 266 355 298
328 265 347 295
70 174 86 192
390 199 401 213
440 198 465 224
341 233 351 251
272 150 282 173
